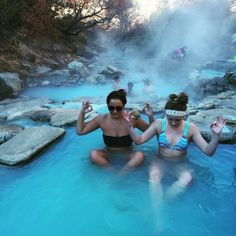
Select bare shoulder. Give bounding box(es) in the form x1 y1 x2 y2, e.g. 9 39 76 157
155 118 162 131
95 114 107 123
188 122 201 136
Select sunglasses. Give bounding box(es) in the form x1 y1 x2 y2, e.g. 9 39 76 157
108 106 123 111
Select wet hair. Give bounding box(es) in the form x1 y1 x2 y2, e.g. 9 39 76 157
165 92 188 111
106 89 127 106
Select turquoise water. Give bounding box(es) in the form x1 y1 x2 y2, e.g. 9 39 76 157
22 81 181 101
0 125 235 236
22 69 225 101
200 69 225 79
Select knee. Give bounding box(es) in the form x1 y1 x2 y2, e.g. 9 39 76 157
89 150 108 167
149 165 162 183
89 150 100 164
134 151 144 164
179 171 193 186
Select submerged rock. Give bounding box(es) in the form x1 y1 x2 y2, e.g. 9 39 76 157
0 126 65 165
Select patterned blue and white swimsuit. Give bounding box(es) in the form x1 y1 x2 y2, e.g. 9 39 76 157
158 118 190 151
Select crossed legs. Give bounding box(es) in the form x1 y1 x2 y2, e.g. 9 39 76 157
89 149 144 170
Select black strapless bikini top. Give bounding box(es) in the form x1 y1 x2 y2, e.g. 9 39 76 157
102 134 133 148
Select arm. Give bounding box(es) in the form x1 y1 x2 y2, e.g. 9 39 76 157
143 103 155 124
191 116 226 156
133 104 155 132
76 100 100 135
123 111 157 144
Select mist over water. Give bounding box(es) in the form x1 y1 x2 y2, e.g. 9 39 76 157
148 0 232 60
96 0 234 99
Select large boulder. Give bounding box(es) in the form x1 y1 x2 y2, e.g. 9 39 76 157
99 66 122 78
186 76 229 100
68 60 90 78
189 108 236 144
0 126 65 165
0 72 22 100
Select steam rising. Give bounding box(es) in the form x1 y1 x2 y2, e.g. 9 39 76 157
98 0 234 98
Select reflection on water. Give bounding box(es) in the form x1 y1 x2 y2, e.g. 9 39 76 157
0 127 235 236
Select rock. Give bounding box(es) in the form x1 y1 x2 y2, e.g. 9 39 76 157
0 126 65 165
224 71 236 87
50 109 80 126
0 112 8 124
68 60 90 78
200 60 236 71
86 75 97 84
99 66 122 78
37 69 71 87
0 72 22 100
0 97 52 120
187 76 229 100
36 65 52 75
189 108 236 143
95 74 106 84
31 110 55 122
0 124 24 144
50 108 97 127
41 80 50 86
76 43 99 58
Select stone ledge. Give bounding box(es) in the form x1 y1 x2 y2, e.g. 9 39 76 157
0 126 65 165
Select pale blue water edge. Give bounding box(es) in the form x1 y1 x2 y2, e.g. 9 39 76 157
0 126 235 236
22 69 225 101
22 79 184 100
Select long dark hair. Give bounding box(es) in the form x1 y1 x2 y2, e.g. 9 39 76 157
106 89 127 106
165 92 188 111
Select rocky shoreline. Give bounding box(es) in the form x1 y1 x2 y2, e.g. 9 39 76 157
0 88 236 166
1 36 236 166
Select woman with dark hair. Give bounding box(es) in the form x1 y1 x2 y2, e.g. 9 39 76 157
124 92 226 199
76 89 154 171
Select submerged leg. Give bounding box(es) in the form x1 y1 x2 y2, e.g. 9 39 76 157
149 164 164 201
89 149 109 167
149 164 164 232
165 170 192 201
121 151 144 172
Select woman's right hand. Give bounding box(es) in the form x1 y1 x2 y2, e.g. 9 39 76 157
81 100 93 114
123 111 133 128
143 103 153 117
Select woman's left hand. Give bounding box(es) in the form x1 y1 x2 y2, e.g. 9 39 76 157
210 116 226 136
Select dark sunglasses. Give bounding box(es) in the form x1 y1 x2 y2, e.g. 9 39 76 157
108 106 123 111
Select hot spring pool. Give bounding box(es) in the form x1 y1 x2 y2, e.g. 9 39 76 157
0 126 235 236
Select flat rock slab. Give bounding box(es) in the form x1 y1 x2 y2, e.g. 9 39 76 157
0 126 65 165
49 108 98 127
